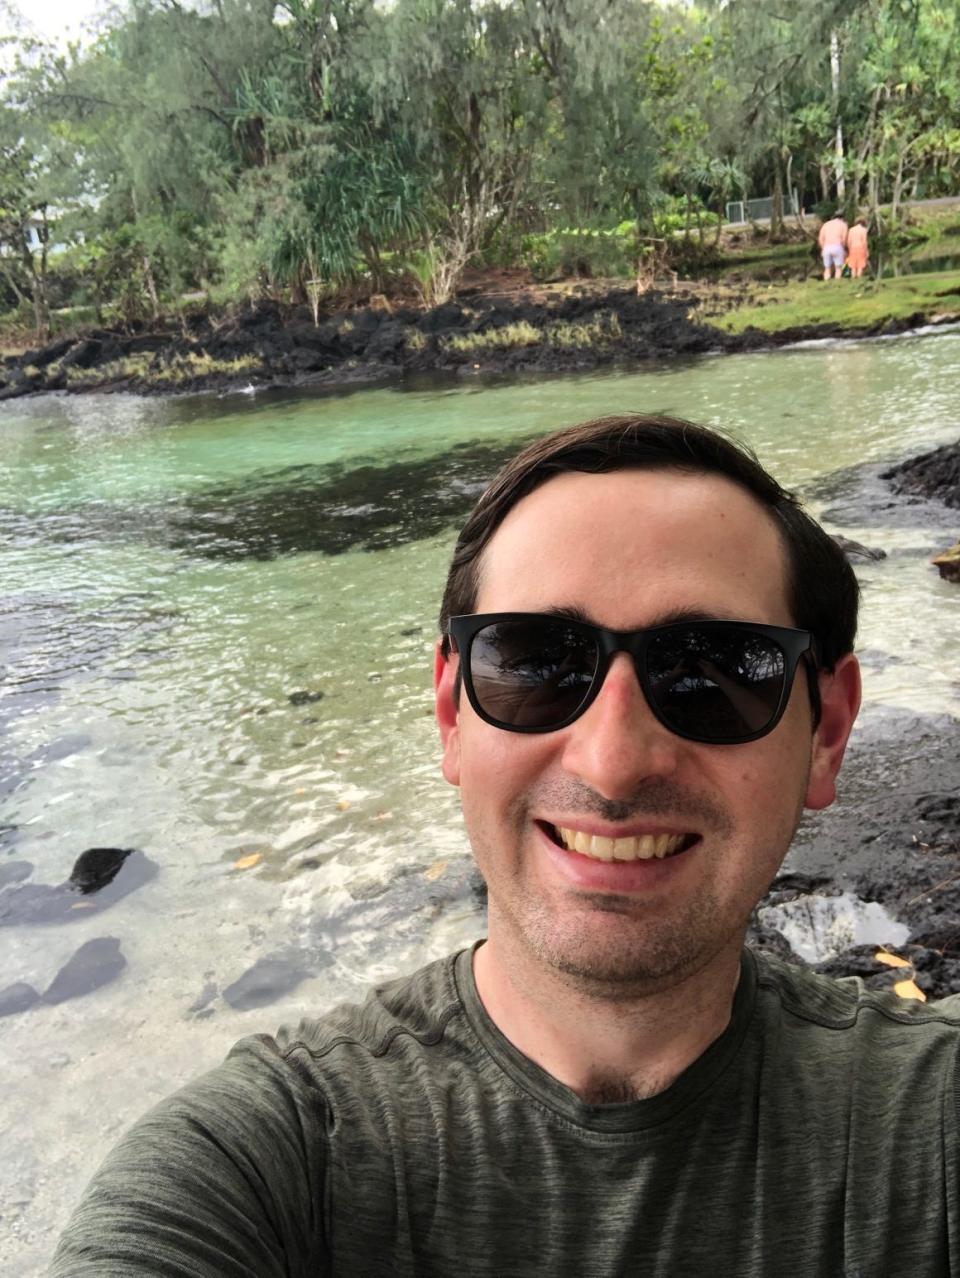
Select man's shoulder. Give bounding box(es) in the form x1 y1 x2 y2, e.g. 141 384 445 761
752 947 960 1042
274 946 467 1060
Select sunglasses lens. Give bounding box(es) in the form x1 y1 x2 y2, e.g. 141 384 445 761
469 618 599 729
645 626 787 741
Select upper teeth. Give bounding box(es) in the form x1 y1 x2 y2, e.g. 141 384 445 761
555 827 686 861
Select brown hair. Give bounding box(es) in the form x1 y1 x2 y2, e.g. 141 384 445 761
438 414 858 674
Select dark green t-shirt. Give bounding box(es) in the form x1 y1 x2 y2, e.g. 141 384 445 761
50 947 960 1277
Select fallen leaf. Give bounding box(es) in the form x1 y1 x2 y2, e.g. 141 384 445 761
70 901 95 910
233 852 262 871
893 978 926 1002
424 860 448 882
373 811 393 822
337 799 351 811
294 788 308 796
874 950 911 969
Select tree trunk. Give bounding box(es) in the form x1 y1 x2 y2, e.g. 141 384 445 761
0 262 29 309
785 152 802 229
770 159 785 238
890 152 906 225
867 164 880 224
850 165 863 213
143 254 161 322
853 86 883 215
830 29 845 200
20 217 50 342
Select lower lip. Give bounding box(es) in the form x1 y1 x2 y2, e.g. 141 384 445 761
536 824 696 893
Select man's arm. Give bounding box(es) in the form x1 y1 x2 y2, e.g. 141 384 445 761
49 1035 327 1276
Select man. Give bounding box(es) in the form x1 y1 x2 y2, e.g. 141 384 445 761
52 415 960 1276
818 210 849 280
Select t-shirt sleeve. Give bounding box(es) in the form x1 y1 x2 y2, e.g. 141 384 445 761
48 1033 328 1277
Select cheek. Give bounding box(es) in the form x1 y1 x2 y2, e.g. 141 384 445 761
458 722 551 816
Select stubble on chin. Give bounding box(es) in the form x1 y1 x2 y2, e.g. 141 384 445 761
500 882 733 1000
470 778 787 1001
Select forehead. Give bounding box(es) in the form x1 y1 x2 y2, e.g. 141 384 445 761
474 468 794 628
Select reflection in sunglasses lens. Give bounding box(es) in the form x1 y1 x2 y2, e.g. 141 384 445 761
471 620 597 727
646 629 785 739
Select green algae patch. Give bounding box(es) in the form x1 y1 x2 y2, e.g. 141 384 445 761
704 271 960 337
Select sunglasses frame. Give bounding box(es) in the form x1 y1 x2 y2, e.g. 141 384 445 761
447 612 817 745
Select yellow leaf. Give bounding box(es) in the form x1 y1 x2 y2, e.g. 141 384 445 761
233 852 262 871
875 950 911 969
893 978 926 1003
70 901 95 910
337 799 351 811
423 860 448 882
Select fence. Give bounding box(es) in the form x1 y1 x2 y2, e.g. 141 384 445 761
725 191 800 224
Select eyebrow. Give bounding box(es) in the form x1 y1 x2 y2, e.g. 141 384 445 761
543 604 741 629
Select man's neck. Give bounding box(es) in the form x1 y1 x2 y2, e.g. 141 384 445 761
472 926 743 1103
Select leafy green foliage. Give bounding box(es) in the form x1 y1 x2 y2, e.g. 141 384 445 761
1 0 957 329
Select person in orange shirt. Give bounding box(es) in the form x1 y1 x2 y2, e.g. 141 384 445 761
818 211 849 280
846 218 869 278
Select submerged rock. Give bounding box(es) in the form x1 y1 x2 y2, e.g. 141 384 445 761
222 955 313 1011
0 847 157 926
0 982 41 1018
42 937 126 1005
831 534 887 561
288 690 325 706
882 438 960 508
0 861 33 888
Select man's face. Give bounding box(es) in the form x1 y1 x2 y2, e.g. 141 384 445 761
435 467 858 995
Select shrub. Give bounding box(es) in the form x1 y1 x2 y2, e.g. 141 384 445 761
521 227 635 282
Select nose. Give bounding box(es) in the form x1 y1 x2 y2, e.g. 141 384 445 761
558 653 681 800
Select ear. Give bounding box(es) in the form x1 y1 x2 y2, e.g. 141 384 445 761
804 653 861 811
434 639 461 787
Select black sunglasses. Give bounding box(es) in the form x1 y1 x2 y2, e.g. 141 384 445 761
447 613 817 745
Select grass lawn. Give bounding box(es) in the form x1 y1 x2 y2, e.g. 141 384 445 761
703 270 960 335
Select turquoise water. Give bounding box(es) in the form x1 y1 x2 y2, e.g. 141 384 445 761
2 330 960 1271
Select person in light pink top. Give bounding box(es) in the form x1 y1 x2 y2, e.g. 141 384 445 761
818 212 849 281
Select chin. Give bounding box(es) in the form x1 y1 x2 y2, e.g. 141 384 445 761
530 920 716 994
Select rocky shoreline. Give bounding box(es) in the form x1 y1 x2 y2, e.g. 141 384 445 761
0 282 946 402
746 439 960 997
748 704 960 998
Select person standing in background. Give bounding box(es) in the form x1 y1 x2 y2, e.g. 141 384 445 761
818 211 849 281
846 218 869 279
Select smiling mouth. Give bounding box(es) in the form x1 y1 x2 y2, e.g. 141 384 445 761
540 822 696 863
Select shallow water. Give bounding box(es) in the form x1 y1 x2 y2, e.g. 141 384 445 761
3 329 960 1271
